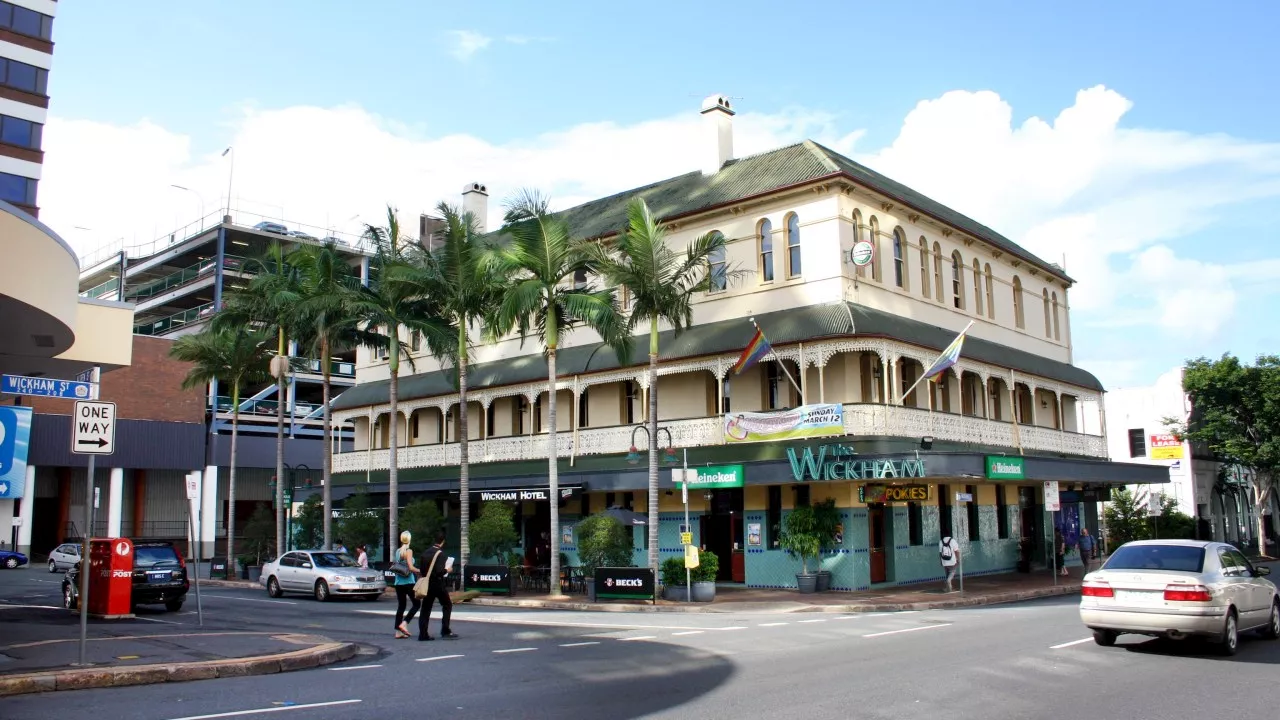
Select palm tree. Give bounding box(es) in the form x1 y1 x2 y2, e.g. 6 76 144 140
349 205 454 556
585 198 738 573
291 241 363 551
213 242 301 555
400 202 501 574
488 190 631 597
171 327 271 576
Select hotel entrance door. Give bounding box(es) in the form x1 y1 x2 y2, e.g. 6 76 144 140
868 503 888 583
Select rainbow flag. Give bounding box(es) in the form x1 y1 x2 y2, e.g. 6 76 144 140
920 321 974 382
732 328 771 375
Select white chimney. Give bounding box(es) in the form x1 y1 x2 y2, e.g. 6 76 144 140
701 94 735 175
461 182 489 233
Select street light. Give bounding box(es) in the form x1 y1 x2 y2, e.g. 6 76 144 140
626 425 677 465
222 147 235 218
170 184 205 225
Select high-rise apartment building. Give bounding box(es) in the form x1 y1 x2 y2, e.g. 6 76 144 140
0 0 53 218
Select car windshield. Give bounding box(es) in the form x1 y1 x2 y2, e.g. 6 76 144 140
134 546 180 568
1104 544 1205 573
311 552 358 568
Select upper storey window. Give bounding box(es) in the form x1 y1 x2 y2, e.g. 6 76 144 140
708 232 727 293
918 238 930 299
0 58 48 96
0 3 54 41
1012 276 1025 329
950 251 965 310
785 213 801 278
757 219 773 283
892 228 906 289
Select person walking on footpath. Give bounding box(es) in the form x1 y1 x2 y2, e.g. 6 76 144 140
418 530 457 641
1055 528 1068 576
392 532 421 639
939 534 961 592
1077 527 1096 573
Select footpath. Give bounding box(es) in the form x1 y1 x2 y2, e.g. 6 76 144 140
0 605 356 698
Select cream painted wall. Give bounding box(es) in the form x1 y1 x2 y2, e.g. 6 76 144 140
1 210 79 344
584 382 626 428
534 389 574 432
57 301 135 368
656 372 716 420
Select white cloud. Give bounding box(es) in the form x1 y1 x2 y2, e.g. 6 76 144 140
448 30 492 61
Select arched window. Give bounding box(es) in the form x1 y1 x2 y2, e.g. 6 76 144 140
932 242 944 302
892 228 906 289
708 232 727 293
757 218 774 283
785 213 801 278
918 238 931 298
1012 276 1025 329
852 210 866 279
971 258 984 317
984 264 995 319
868 215 882 282
951 251 965 310
1052 291 1061 341
1042 289 1051 337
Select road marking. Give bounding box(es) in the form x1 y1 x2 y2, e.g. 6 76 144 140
560 641 600 647
165 698 362 720
329 664 382 671
134 616 181 625
1050 638 1094 649
416 654 464 662
620 636 656 641
758 622 789 627
203 594 297 605
671 631 703 636
493 647 537 654
354 609 720 632
718 626 747 631
863 623 951 638
834 616 860 620
797 619 827 624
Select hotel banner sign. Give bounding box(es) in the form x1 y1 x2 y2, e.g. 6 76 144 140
724 404 844 444
476 486 581 503
1149 434 1184 460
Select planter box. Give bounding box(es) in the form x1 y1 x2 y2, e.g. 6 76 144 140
691 581 716 602
246 565 262 583
664 585 690 601
816 571 832 592
796 573 818 594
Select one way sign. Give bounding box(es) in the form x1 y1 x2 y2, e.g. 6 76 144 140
72 400 116 455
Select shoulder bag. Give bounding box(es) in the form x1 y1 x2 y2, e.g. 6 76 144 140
388 548 411 578
414 549 441 599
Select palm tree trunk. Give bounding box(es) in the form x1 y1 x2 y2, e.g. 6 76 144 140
547 343 561 597
228 384 240 577
276 364 287 556
321 336 332 556
388 343 400 559
646 319 659 573
458 323 471 573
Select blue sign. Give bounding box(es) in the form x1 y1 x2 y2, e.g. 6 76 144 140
1 374 93 399
0 406 33 499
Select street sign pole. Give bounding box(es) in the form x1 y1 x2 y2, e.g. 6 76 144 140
78 453 93 665
70 389 114 667
186 473 204 627
683 450 691 604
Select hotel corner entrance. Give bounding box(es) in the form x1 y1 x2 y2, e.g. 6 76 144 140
867 503 891 583
699 488 744 582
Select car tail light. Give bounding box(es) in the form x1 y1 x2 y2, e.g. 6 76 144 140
176 553 186 569
1164 585 1212 602
1081 581 1114 598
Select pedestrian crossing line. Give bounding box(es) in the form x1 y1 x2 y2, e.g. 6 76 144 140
416 654 464 662
863 623 951 638
672 630 704 636
560 641 600 647
834 616 860 620
329 664 382 671
717 626 748 631
493 648 537 654
620 636 656 641
758 622 789 627
1050 637 1093 649
797 619 827 624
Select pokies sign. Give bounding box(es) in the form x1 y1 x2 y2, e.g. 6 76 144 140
859 484 930 503
787 443 927 482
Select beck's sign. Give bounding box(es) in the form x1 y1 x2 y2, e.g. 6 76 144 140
464 565 511 594
594 567 656 601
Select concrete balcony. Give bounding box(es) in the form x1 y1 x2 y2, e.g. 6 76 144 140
332 403 1105 474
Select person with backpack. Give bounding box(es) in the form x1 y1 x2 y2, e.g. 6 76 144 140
939 534 961 592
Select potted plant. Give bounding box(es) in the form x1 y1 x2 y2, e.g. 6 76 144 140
241 505 276 582
691 550 719 602
778 505 821 593
576 515 633 601
812 498 840 592
661 556 688 600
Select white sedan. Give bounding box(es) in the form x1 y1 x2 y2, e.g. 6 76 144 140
1080 539 1279 655
260 550 385 602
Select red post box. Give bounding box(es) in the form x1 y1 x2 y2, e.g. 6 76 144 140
88 537 134 618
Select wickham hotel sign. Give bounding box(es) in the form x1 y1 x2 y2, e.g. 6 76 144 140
787 443 927 482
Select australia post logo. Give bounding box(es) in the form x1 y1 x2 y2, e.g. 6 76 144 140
115 540 131 557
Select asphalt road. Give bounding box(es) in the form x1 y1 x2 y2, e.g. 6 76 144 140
1 566 1278 720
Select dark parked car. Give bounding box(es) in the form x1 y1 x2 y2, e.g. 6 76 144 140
63 541 190 612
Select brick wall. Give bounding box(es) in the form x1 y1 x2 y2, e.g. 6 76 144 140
20 336 206 423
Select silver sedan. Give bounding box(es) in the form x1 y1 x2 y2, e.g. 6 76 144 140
1080 539 1280 654
260 550 385 602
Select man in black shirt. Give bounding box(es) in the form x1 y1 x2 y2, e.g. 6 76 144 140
418 530 457 641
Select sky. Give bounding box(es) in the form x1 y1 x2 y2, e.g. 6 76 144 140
37 0 1280 391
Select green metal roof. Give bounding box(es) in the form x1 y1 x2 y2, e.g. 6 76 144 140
331 301 1102 411
543 140 1071 284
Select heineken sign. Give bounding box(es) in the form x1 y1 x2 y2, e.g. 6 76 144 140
787 443 926 482
675 464 744 489
985 456 1025 480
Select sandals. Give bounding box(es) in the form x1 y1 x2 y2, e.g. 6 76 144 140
395 623 410 638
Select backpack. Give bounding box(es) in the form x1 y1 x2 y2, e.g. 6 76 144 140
940 537 954 561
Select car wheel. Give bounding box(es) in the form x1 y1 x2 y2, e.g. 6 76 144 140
1261 601 1280 640
1092 630 1117 647
164 599 184 612
4 557 18 569
49 560 58 573
314 579 330 602
267 576 283 598
63 585 75 610
1218 609 1239 656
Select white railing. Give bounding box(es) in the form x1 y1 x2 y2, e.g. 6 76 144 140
332 406 1105 473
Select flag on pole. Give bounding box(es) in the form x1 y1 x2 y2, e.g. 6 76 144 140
732 328 771 375
920 320 974 382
